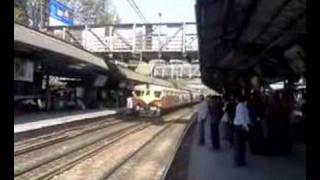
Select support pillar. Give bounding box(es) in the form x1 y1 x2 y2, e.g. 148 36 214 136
45 74 51 111
62 27 66 40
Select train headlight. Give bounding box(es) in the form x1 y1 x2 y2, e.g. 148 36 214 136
150 106 157 111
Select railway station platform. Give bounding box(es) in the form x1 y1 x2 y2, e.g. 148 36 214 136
14 108 125 134
186 120 306 180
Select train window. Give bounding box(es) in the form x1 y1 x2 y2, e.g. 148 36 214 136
146 91 150 96
154 91 161 98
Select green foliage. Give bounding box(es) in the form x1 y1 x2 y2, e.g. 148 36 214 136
14 0 120 26
98 12 121 24
67 0 120 24
14 7 28 24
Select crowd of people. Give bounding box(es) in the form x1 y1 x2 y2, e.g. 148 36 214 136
197 89 306 167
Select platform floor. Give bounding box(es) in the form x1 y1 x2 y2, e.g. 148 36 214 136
14 108 124 133
187 121 306 180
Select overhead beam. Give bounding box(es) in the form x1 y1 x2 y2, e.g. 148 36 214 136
222 0 235 36
248 10 306 68
231 0 260 48
44 22 197 31
251 0 293 43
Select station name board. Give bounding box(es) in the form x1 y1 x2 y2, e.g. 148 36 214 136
49 0 74 26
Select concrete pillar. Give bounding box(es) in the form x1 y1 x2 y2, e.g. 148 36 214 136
84 86 98 109
45 74 51 111
162 67 164 78
171 64 174 79
62 28 66 40
84 26 88 49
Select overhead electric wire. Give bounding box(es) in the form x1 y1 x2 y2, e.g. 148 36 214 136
127 0 148 22
126 0 148 23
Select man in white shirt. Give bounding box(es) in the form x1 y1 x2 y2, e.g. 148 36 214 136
126 92 135 115
234 100 251 132
197 95 208 145
233 94 251 166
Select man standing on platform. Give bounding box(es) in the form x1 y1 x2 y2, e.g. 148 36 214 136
209 95 223 150
197 95 208 145
233 94 251 166
126 92 136 116
223 94 237 146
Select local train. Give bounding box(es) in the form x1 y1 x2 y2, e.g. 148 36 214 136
132 84 201 116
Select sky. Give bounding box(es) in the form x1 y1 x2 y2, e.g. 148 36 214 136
112 0 196 23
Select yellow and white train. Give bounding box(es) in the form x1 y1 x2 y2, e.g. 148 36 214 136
132 84 200 115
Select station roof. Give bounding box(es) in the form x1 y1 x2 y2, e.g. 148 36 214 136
14 23 109 79
118 67 174 88
14 23 176 88
196 0 306 91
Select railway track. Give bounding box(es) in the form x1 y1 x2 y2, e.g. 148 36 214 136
14 116 119 146
14 117 122 156
105 111 196 180
14 120 143 177
14 107 196 180
15 122 150 180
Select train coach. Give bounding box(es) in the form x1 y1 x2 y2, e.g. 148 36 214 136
132 84 200 116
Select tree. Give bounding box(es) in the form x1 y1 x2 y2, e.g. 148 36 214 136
14 0 29 24
98 11 121 24
14 0 120 27
14 0 47 27
14 7 28 24
65 0 120 25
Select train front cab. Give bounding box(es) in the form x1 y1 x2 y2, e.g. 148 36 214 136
133 85 162 116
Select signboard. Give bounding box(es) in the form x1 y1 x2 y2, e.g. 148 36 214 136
49 0 74 26
14 58 34 82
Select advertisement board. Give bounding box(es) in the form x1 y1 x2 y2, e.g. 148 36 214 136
49 0 74 26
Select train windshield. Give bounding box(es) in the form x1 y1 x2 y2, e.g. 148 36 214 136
154 91 161 98
135 90 143 96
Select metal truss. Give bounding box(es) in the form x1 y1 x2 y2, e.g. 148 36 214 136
45 22 198 55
